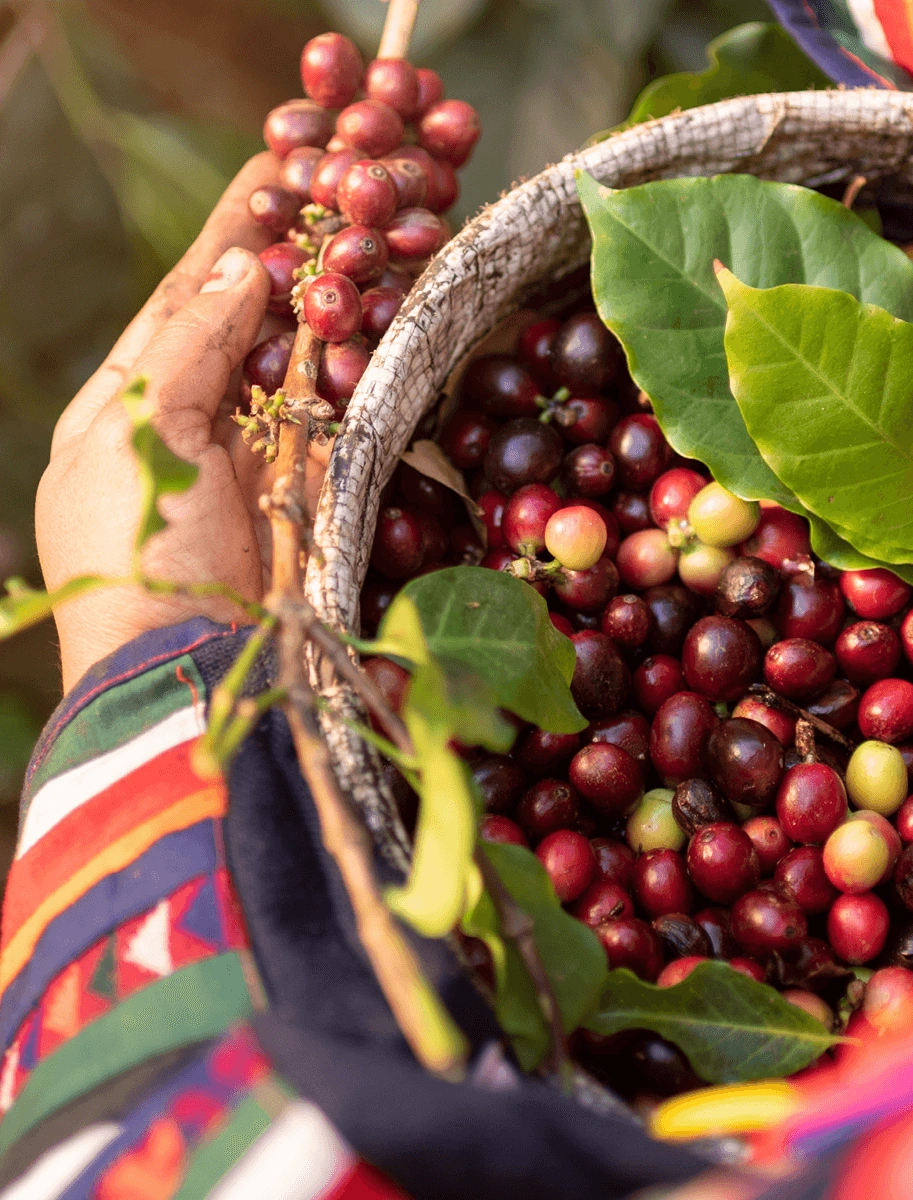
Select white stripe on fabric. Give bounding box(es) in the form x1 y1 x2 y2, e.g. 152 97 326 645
17 704 206 860
0 1123 121 1200
208 1101 352 1200
847 0 893 59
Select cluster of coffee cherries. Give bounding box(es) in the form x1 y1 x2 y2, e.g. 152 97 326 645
241 31 480 422
361 302 913 1098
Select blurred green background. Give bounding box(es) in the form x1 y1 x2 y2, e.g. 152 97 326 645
0 0 770 833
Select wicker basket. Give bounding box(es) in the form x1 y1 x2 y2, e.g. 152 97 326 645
304 89 913 868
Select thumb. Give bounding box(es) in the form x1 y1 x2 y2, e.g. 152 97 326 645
128 246 271 459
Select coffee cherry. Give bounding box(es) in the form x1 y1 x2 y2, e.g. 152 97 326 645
657 956 707 987
536 829 597 902
310 149 359 209
643 585 702 656
898 797 913 843
609 414 673 490
336 161 397 227
382 156 429 209
846 740 908 815
552 556 619 613
264 99 334 159
828 892 889 964
731 696 795 746
678 543 735 597
694 907 738 958
376 264 412 294
515 779 579 842
863 966 913 1033
364 58 420 119
551 313 621 394
324 225 389 284
688 483 760 548
501 484 561 556
823 820 890 893
303 273 362 342
336 100 404 158
589 711 651 767
731 889 807 958
707 718 784 808
836 620 901 684
858 679 913 744
480 815 528 847
806 681 860 732
687 823 760 905
783 989 834 1029
560 444 616 499
418 99 481 165
555 397 619 445
682 616 762 703
439 410 496 469
634 849 693 917
649 468 706 528
743 816 793 874
384 208 447 260
484 418 563 494
544 506 607 571
740 506 811 569
778 573 845 644
632 655 683 716
280 146 324 200
463 354 540 420
602 595 651 649
477 490 507 549
616 530 679 589
652 913 713 960
591 837 636 889
649 692 718 787
518 318 561 390
572 879 635 927
613 491 653 534
361 286 404 340
764 638 836 701
595 918 663 980
248 185 301 232
569 743 643 816
471 754 525 815
840 568 911 620
414 67 445 117
728 958 765 982
776 763 847 843
516 729 580 776
301 32 364 108
715 556 781 619
626 789 684 853
568 499 620 557
317 339 370 409
244 331 295 396
570 631 631 720
672 779 732 837
370 506 424 579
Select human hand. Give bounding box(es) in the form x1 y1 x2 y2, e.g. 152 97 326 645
36 153 331 693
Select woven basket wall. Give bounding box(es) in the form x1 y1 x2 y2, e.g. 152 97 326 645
304 89 913 869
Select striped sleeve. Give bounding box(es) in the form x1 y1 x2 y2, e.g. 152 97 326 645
766 0 913 87
0 619 409 1200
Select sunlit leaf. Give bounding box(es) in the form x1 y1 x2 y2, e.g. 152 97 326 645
0 575 109 641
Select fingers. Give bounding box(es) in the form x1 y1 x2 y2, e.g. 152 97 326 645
119 246 272 460
53 151 283 454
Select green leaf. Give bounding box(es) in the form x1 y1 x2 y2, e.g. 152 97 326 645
720 271 913 563
122 377 199 554
0 575 110 640
810 521 913 586
587 962 837 1084
464 842 608 1070
578 172 913 507
624 23 829 128
396 567 586 733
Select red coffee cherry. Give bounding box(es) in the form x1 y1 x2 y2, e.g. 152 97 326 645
536 830 597 903
301 32 364 109
264 100 334 158
686 822 760 905
336 100 405 159
303 273 362 343
858 678 913 743
323 225 389 284
310 149 359 210
364 58 420 119
418 99 482 165
840 568 911 620
337 160 398 227
384 208 448 260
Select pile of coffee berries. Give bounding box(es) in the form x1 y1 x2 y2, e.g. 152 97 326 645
362 301 913 1097
242 32 480 421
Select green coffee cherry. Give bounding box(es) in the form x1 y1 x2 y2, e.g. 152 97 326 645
846 740 908 816
626 788 684 853
688 483 761 548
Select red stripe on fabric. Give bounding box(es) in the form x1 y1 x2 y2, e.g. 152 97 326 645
799 0 899 86
325 1161 412 1200
4 740 213 943
873 0 913 73
27 625 239 785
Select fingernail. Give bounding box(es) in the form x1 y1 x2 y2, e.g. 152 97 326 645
201 246 252 293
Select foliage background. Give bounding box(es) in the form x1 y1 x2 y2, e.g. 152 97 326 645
0 0 768 846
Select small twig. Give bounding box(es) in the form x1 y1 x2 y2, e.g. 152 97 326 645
747 683 855 749
378 0 420 58
842 175 867 210
795 718 817 763
474 848 568 1078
